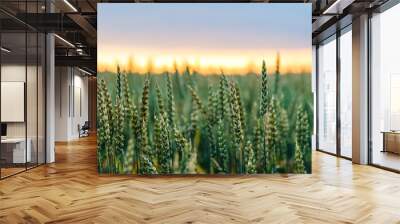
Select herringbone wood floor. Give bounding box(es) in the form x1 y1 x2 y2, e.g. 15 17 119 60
1 136 400 224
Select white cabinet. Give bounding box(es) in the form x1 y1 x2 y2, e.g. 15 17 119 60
1 138 32 163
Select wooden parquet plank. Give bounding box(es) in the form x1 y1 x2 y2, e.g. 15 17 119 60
0 135 399 224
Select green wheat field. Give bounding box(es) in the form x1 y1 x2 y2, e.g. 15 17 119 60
97 61 313 175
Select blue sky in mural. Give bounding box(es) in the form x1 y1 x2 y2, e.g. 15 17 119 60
99 4 310 50
98 3 311 74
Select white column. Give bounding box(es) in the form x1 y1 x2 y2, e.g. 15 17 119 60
46 32 55 163
55 67 73 141
352 14 369 164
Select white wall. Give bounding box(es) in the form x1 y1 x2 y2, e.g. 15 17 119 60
1 65 26 82
55 66 70 141
1 65 36 138
72 73 89 138
55 67 89 141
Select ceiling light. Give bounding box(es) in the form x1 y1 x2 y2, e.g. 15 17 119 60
54 34 75 48
78 67 93 76
1 47 11 53
76 48 84 55
63 0 78 12
323 0 354 15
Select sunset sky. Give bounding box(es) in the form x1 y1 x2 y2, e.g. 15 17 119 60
98 3 311 75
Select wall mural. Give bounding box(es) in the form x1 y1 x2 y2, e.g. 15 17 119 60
97 3 312 174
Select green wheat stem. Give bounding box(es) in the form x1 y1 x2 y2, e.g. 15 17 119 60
260 60 269 117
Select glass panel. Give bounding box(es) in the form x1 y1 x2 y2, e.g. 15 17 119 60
318 36 337 154
339 28 352 158
27 31 38 169
371 4 400 171
26 0 39 169
1 31 27 177
38 32 45 165
0 1 46 178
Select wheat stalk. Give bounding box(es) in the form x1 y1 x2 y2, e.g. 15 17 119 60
155 115 172 174
97 80 110 172
245 140 257 174
136 76 156 173
123 138 136 174
277 105 289 169
260 60 269 117
174 128 190 174
296 104 310 155
229 81 245 173
216 118 228 173
295 103 310 173
217 74 230 121
188 86 204 137
293 142 306 174
253 119 265 173
116 65 122 98
140 154 158 174
264 96 279 173
112 95 125 173
97 79 115 172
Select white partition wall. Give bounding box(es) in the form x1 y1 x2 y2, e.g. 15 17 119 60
55 67 89 141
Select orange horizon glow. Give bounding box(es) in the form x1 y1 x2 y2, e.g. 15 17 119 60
98 48 311 75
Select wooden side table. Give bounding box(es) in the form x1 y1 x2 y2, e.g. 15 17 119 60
381 131 400 154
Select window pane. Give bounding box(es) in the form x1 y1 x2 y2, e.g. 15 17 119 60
371 4 400 171
38 33 45 165
340 29 352 158
318 37 337 154
27 31 38 169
